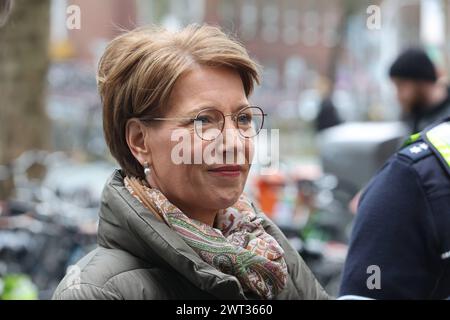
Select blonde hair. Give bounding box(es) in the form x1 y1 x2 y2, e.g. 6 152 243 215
98 24 261 178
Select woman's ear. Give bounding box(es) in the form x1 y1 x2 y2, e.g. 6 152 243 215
125 118 152 166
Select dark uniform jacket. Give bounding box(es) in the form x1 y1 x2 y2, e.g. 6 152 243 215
340 117 450 299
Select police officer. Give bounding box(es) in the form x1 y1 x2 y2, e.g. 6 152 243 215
340 117 450 299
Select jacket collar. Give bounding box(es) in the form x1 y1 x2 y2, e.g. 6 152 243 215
97 170 247 299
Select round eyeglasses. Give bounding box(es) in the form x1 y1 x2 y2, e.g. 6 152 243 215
140 106 267 141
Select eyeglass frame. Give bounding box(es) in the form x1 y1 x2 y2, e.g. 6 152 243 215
139 105 267 141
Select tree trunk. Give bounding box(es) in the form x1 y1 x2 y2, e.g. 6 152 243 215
326 0 370 96
0 0 51 165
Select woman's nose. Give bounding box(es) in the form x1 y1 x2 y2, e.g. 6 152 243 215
223 115 239 131
222 117 243 142
218 118 245 156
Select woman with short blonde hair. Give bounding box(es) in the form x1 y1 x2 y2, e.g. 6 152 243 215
53 24 328 300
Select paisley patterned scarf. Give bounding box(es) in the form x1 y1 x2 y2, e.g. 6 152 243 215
124 176 288 299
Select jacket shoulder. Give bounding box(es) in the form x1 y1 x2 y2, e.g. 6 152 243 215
395 134 450 199
52 247 171 300
397 141 434 164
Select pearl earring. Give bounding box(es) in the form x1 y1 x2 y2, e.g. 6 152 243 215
143 162 151 176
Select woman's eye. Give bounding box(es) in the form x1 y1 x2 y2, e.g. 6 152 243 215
195 116 212 124
237 114 252 124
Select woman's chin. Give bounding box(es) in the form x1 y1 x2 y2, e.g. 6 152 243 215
207 189 242 209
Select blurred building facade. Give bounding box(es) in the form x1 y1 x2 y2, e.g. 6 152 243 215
47 0 450 161
51 0 136 64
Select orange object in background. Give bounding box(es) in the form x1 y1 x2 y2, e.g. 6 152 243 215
255 174 285 218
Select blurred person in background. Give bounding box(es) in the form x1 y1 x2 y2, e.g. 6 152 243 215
340 114 450 299
315 97 342 132
314 77 342 132
389 48 450 133
52 24 329 300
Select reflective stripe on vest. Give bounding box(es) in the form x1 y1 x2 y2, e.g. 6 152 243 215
426 122 450 170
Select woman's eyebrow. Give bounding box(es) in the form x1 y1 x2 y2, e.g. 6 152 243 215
186 104 251 116
233 104 251 113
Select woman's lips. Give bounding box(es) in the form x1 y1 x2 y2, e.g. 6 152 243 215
207 165 243 177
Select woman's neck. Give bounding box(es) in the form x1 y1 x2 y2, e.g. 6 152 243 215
146 176 218 227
